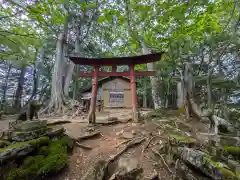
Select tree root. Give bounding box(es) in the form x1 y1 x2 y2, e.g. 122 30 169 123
47 120 71 126
115 139 132 148
152 148 173 174
108 137 146 162
81 137 146 180
148 169 159 180
142 135 160 153
77 131 101 141
76 142 92 150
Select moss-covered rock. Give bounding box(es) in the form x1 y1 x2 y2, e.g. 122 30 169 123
0 137 50 164
5 139 68 180
205 158 238 180
172 147 239 180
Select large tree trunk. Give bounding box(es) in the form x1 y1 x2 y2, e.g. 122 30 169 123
43 0 70 114
14 64 26 111
49 32 66 112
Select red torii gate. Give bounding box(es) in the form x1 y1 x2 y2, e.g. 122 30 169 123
69 52 164 123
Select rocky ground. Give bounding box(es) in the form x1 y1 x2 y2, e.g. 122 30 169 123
0 109 239 180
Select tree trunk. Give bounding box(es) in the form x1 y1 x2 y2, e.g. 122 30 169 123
63 23 82 97
63 62 75 97
222 89 229 120
164 78 171 108
207 71 213 109
177 82 184 108
45 0 70 113
1 63 12 111
14 64 26 111
141 42 162 109
143 78 147 108
207 47 214 109
49 32 66 112
23 50 40 108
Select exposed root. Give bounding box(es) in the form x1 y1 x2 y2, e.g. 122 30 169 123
108 137 146 162
142 135 160 153
148 169 159 180
76 142 92 150
77 131 101 141
152 148 173 174
47 120 71 126
115 139 132 148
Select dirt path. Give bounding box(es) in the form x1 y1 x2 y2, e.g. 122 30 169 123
46 119 170 180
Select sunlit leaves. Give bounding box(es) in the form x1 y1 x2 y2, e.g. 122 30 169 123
97 16 106 23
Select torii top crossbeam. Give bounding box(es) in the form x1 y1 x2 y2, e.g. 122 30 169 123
69 52 164 65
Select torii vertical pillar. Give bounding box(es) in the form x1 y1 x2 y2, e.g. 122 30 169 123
130 64 138 122
87 65 99 124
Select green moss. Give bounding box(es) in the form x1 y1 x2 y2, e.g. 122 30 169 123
205 157 238 179
60 135 74 150
6 168 30 180
38 146 49 156
177 106 185 115
23 156 34 168
169 134 196 145
217 167 237 178
28 136 50 148
0 136 49 153
6 139 68 180
223 146 240 154
38 153 67 173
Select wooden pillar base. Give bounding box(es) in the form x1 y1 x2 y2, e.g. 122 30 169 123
130 64 138 122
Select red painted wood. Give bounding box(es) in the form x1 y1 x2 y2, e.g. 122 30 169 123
112 65 117 72
79 71 156 77
130 64 138 122
69 52 164 65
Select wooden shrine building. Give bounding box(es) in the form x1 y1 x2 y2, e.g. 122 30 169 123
81 76 132 108
69 52 164 123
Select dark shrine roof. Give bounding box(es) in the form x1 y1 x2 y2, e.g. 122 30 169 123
69 52 164 65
